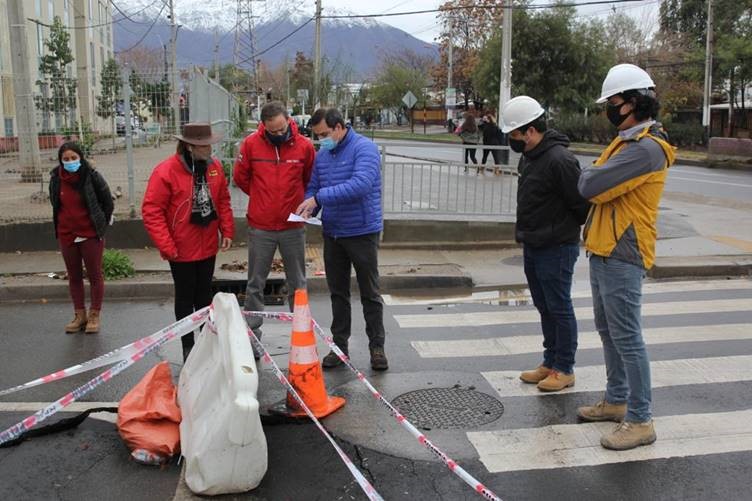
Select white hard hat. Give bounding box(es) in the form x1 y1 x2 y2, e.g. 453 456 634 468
500 96 545 133
596 63 655 104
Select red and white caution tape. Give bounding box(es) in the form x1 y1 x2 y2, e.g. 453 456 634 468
242 310 501 501
206 317 382 501
0 309 209 446
0 309 210 398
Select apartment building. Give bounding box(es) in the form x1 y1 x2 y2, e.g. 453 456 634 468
0 0 114 139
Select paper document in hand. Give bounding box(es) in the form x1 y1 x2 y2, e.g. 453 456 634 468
287 213 322 226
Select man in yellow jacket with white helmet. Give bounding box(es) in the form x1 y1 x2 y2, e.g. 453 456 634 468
577 64 676 451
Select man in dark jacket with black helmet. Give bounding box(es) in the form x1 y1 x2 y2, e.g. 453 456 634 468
500 95 590 392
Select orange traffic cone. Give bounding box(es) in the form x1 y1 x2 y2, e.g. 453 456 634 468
276 289 345 418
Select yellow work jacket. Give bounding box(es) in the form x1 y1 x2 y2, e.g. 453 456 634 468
579 124 676 269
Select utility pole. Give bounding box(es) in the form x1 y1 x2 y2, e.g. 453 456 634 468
285 54 290 109
702 0 714 142
213 28 220 81
498 0 512 121
446 36 453 123
7 0 42 182
313 0 322 110
169 0 180 134
123 68 135 218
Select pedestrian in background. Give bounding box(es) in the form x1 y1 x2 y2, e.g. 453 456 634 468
233 102 315 358
142 123 234 361
500 96 590 393
458 112 481 173
577 64 676 451
479 113 504 175
49 141 113 334
295 108 388 371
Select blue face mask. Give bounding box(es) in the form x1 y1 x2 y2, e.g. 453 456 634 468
62 160 81 172
320 137 337 151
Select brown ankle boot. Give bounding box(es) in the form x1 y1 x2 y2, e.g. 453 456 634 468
65 309 87 333
85 309 100 334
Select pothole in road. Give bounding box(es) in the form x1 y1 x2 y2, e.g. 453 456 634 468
391 386 504 430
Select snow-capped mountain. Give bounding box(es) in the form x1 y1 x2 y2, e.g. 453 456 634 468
113 0 437 78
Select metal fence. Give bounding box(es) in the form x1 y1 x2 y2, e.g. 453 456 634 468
0 135 517 225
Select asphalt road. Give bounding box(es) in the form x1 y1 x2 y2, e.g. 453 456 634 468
1 277 751 500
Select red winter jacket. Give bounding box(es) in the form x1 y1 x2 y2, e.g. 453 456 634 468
233 120 315 230
142 154 234 262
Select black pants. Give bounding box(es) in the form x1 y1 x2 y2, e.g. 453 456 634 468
464 145 478 164
169 256 216 354
482 148 502 165
323 233 385 353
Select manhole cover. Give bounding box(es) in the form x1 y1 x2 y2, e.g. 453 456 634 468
391 387 504 430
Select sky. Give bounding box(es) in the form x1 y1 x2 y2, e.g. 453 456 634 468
300 0 663 43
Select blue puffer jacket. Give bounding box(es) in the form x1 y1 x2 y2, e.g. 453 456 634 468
306 128 383 238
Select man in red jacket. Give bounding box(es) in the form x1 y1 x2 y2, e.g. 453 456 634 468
234 102 315 357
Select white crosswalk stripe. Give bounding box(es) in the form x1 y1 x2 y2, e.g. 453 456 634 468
467 409 752 473
482 354 752 398
412 323 752 358
394 298 752 328
386 279 752 477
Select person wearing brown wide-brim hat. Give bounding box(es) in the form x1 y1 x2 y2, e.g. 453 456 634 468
142 122 235 361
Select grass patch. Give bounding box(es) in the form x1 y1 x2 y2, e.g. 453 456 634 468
102 249 135 280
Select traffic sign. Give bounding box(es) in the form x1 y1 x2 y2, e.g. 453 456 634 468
402 91 418 109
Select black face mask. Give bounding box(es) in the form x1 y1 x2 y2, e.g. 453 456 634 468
266 128 290 146
606 102 630 128
509 137 527 153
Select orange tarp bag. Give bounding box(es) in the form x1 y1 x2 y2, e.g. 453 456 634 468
117 361 181 465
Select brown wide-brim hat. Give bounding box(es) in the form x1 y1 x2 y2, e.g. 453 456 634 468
173 122 223 145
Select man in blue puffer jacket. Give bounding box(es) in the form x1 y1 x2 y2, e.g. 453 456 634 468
296 108 388 371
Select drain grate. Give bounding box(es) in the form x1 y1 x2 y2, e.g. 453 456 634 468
391 387 504 430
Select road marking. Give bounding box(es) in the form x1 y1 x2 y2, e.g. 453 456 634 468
668 175 752 188
385 278 752 306
708 235 752 253
394 298 752 328
412 323 752 358
482 354 752 398
0 402 119 423
467 409 752 473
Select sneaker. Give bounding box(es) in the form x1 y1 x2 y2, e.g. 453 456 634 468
370 347 389 371
536 370 575 392
577 400 628 422
519 365 551 384
601 420 657 450
322 350 345 369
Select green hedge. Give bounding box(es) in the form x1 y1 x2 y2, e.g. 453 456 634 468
552 113 705 147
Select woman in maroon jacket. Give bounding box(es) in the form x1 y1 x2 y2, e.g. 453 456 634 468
142 123 234 360
49 142 113 334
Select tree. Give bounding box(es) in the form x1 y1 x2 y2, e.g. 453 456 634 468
97 58 122 120
371 49 433 125
34 16 77 128
432 0 505 108
473 6 614 114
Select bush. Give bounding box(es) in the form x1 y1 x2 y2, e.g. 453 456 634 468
663 121 705 147
102 249 135 280
551 113 613 144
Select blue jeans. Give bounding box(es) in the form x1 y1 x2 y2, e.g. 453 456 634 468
523 243 580 374
589 255 652 423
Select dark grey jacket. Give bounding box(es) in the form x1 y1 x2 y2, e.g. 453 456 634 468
49 163 114 239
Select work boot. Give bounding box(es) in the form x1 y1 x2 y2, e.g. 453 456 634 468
537 370 575 392
601 420 657 450
84 309 100 334
65 309 88 333
577 399 628 422
370 347 389 371
322 350 345 369
519 365 551 384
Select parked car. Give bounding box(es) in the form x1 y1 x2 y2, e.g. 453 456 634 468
116 115 143 136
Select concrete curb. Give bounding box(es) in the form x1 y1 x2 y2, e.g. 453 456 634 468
0 272 474 303
648 256 752 279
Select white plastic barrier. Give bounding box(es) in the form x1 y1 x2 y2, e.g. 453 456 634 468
178 293 268 495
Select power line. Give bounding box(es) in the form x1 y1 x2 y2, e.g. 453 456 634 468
116 1 169 53
109 0 157 25
235 16 315 66
320 0 648 19
27 0 163 30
